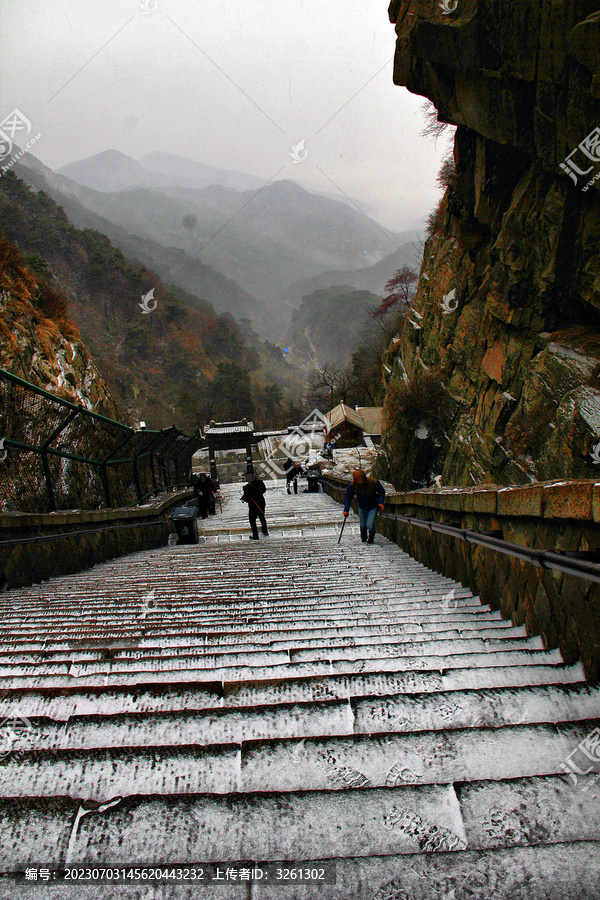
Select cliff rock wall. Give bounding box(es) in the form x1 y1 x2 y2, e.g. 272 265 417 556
381 0 600 488
0 233 123 420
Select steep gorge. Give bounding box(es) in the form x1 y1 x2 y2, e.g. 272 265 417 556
380 0 600 488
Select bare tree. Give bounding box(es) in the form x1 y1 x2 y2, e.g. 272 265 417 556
419 99 451 145
370 266 417 320
305 364 354 411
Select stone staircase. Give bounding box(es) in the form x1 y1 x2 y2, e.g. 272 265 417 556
0 482 599 899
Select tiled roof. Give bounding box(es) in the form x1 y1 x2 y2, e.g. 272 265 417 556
356 407 383 434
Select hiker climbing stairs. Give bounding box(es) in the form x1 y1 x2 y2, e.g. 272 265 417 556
0 481 598 899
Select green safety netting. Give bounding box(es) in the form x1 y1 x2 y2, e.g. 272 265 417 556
0 369 204 512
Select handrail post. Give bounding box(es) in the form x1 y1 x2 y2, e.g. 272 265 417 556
133 455 142 502
40 451 56 511
101 463 112 508
149 452 158 496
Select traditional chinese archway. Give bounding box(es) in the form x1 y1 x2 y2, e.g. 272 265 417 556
203 419 255 481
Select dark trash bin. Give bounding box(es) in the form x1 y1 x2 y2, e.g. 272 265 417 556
170 506 199 544
306 467 321 493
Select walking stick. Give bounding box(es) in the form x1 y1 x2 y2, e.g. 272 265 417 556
337 515 347 544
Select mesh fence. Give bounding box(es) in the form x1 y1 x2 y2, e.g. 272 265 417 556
0 369 204 513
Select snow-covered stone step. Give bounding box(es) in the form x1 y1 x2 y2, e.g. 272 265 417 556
2 720 598 801
0 664 586 721
268 621 525 647
0 620 526 657
458 775 600 850
0 590 481 620
1 575 458 602
0 647 566 689
0 742 241 800
223 662 587 706
10 683 599 752
204 526 356 540
5 776 597 867
0 783 467 866
3 700 353 752
0 586 477 617
5 542 426 574
0 617 512 652
0 627 535 667
0 605 482 632
28 560 460 579
351 682 600 734
0 633 545 677
0 608 513 642
3 762 599 875
239 720 600 794
0 646 292 677
5 552 453 577
252 843 600 900
287 635 545 662
2 843 596 900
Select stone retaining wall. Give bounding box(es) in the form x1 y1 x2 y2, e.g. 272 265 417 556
0 490 194 591
323 478 600 681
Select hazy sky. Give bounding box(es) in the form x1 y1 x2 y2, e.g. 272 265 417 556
0 0 454 232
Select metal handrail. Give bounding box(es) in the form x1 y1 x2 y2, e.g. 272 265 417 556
0 368 204 511
320 477 600 585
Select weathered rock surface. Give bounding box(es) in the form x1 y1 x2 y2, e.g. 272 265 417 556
381 0 600 488
0 235 123 418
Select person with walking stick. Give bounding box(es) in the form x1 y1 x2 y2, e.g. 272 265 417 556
342 469 385 544
241 472 269 540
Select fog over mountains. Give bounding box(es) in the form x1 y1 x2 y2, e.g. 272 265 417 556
16 148 423 340
60 150 266 193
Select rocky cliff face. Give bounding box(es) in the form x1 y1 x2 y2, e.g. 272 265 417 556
0 233 123 420
380 0 600 488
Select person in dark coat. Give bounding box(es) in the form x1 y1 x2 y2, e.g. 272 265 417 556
343 468 385 544
194 472 219 518
241 472 269 540
283 458 303 494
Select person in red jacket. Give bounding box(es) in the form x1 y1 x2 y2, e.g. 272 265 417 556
343 469 385 544
241 472 269 540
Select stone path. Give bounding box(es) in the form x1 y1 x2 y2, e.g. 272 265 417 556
0 482 598 898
